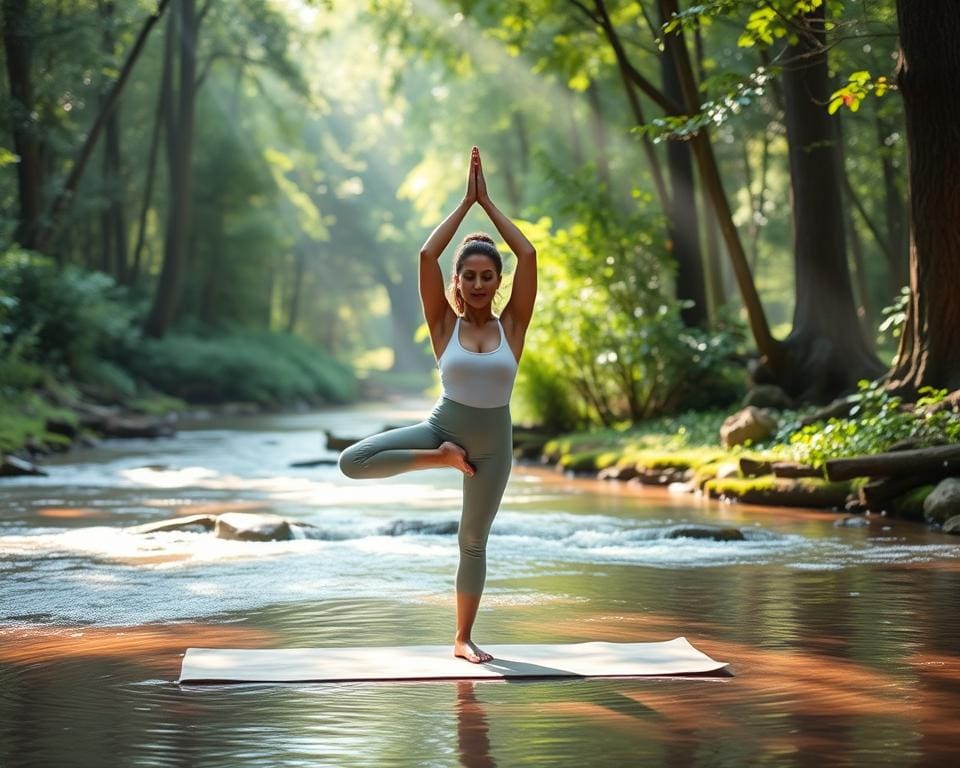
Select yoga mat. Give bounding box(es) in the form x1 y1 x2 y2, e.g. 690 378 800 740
178 637 728 683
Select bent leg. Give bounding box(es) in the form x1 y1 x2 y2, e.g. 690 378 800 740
337 422 442 479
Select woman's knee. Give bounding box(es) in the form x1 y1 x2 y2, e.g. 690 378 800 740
337 443 365 478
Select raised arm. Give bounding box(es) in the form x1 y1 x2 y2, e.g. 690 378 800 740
476 153 537 329
418 149 479 328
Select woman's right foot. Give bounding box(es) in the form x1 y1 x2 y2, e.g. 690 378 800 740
439 441 475 476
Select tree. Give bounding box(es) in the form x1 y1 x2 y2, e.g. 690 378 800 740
752 3 883 402
887 0 960 395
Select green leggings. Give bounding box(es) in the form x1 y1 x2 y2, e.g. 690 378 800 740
337 396 513 596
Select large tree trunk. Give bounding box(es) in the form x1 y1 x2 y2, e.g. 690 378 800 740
888 0 960 394
659 4 705 327
757 6 883 403
145 0 197 339
2 0 44 249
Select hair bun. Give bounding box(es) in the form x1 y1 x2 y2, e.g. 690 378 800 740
463 233 496 245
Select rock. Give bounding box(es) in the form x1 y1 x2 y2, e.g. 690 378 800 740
0 455 49 477
130 514 218 534
101 416 176 439
598 464 639 482
834 515 870 528
45 415 78 438
663 525 745 541
720 406 778 448
942 515 960 534
714 461 740 480
922 477 960 525
380 519 459 536
743 384 794 410
739 457 773 477
215 512 293 541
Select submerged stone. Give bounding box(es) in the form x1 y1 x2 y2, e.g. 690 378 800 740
663 525 745 541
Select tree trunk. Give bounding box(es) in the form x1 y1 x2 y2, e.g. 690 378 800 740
888 0 960 394
286 242 307 335
658 0 778 365
760 5 883 403
877 113 908 292
145 0 197 339
660 4 705 327
2 0 44 249
586 81 611 191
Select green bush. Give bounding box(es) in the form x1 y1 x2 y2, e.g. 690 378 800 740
783 380 960 466
0 248 139 386
514 167 744 428
125 330 357 406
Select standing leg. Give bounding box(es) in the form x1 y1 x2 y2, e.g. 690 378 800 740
338 422 475 479
454 445 512 663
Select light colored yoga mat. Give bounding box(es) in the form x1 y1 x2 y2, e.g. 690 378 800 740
178 637 728 683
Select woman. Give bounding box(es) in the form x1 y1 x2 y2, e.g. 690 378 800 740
338 146 537 664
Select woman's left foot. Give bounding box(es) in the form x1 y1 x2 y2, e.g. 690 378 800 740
454 639 493 664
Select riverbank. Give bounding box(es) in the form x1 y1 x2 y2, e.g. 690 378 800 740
522 398 960 535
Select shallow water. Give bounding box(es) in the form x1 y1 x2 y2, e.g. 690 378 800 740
2 398 960 766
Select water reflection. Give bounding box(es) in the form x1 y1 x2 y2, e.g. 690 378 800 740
456 681 496 768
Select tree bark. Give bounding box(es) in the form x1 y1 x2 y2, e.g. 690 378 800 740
762 5 883 403
384 272 432 374
2 0 44 249
888 0 960 394
659 4 705 327
145 0 197 339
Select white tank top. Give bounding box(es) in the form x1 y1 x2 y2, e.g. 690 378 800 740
438 315 519 408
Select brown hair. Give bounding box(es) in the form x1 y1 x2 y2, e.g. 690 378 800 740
447 233 503 315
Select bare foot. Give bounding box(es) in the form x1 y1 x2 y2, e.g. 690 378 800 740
454 639 493 664
439 441 475 476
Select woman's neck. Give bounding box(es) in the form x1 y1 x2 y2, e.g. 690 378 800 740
462 307 494 324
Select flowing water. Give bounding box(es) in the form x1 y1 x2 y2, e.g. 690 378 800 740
2 398 959 766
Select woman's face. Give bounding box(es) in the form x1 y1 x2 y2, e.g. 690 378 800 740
456 254 501 309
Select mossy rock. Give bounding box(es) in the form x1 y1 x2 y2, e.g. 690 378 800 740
704 476 851 509
559 449 615 473
886 484 936 522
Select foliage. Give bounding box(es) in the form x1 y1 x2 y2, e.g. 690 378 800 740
782 380 960 467
0 248 140 386
517 164 744 428
125 330 357 406
828 71 892 114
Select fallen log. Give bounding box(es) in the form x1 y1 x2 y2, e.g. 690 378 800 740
739 457 772 477
771 461 822 479
858 474 940 508
824 445 960 481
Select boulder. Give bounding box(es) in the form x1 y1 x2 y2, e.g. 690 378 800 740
45 415 78 438
923 477 960 525
215 512 293 541
597 464 640 482
720 406 777 448
663 525 745 542
0 455 48 477
714 461 740 480
743 384 794 410
131 514 217 534
942 515 960 535
101 416 176 439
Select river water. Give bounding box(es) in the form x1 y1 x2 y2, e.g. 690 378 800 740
2 398 959 766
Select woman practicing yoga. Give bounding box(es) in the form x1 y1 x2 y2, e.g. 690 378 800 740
338 146 537 664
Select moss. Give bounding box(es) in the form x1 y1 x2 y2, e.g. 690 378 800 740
0 392 77 454
126 392 190 416
704 476 852 508
886 484 936 521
